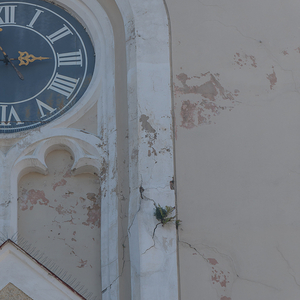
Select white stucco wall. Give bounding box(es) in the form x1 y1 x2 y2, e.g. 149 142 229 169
166 0 300 299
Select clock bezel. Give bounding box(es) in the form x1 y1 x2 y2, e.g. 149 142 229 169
0 0 102 136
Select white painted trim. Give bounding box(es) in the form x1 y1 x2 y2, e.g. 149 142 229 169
0 241 84 299
115 0 178 299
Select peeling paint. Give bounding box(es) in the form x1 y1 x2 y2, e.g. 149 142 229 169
181 241 236 300
208 258 218 265
77 259 87 268
180 100 197 128
55 204 72 215
211 267 230 287
19 189 49 211
18 149 102 299
131 148 139 160
170 178 175 190
267 67 277 90
139 114 158 157
147 147 157 156
82 193 101 228
63 169 72 178
139 114 156 133
99 160 108 182
234 53 257 68
176 73 221 100
176 72 238 126
53 179 67 191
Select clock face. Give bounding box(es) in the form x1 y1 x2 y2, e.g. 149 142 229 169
0 0 95 133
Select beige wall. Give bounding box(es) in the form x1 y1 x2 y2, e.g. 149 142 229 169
18 150 101 297
166 0 300 299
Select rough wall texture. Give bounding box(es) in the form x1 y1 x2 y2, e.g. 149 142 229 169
0 283 33 300
166 0 300 299
18 150 101 299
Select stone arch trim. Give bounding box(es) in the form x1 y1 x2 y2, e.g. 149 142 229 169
113 0 178 300
13 136 102 182
10 129 107 232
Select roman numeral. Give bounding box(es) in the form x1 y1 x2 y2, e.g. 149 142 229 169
48 73 78 98
47 24 73 44
57 50 83 67
0 5 17 24
36 99 56 118
27 9 43 28
0 105 24 126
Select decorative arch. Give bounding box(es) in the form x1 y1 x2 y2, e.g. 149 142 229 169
14 136 102 181
9 131 104 299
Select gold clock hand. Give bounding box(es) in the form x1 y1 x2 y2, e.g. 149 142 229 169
0 46 24 80
18 51 50 66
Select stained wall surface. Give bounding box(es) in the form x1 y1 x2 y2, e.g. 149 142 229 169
18 150 101 298
165 0 300 299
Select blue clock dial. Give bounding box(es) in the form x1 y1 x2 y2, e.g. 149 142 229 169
0 0 95 133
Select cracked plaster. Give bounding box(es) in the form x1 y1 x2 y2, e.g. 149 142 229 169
167 0 300 299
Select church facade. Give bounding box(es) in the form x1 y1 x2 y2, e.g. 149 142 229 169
0 0 299 299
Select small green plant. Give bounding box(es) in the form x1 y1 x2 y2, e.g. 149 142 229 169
154 204 176 226
175 219 182 229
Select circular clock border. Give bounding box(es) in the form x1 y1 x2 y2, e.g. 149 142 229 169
0 0 95 133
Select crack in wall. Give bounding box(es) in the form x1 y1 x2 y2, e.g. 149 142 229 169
276 246 300 288
180 240 279 299
102 259 126 294
207 19 300 94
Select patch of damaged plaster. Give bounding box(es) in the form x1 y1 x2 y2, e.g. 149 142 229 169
267 67 277 90
233 53 257 68
212 267 230 287
175 72 239 126
18 189 49 211
180 241 236 300
77 259 88 268
139 114 158 157
180 100 197 128
82 193 101 228
139 114 156 133
53 179 67 191
18 150 101 298
208 258 218 265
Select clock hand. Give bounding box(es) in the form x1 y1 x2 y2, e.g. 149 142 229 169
0 46 24 80
18 51 50 66
0 58 18 62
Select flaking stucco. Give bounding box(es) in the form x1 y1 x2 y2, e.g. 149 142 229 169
18 150 101 299
166 0 300 299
